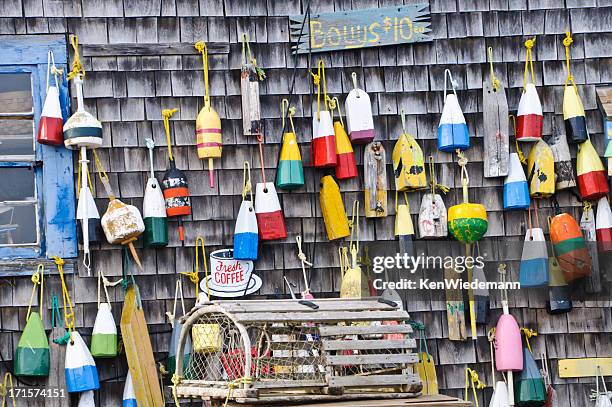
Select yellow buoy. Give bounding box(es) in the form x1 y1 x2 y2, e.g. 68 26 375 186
526 139 555 198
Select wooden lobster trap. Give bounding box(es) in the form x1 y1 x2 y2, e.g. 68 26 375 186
173 298 422 405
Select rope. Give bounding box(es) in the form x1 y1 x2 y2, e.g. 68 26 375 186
76 151 95 197
523 37 536 90
520 327 538 353
241 34 265 81
456 149 469 203
409 321 430 361
428 155 449 198
46 50 61 92
563 31 575 87
0 373 15 407
97 267 122 309
443 69 458 101
92 149 114 200
296 235 313 294
242 161 253 202
223 377 253 407
53 257 75 341
256 133 267 184
162 108 178 161
509 114 527 164
166 279 186 328
67 34 85 80
487 328 497 385
487 46 501 91
464 368 486 407
194 41 210 106
328 96 344 127
26 264 44 321
181 236 207 302
310 59 327 119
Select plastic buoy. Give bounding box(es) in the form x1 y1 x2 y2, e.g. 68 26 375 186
331 98 357 180
311 60 337 168
562 32 588 143
394 111 426 191
516 38 543 142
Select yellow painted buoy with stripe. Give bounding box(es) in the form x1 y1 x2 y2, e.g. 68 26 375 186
527 139 555 198
562 32 588 143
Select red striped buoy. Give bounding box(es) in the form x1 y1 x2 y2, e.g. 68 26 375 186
577 139 609 201
330 97 356 180
37 51 63 146
516 38 543 142
596 197 612 253
311 60 337 168
344 72 375 144
550 212 592 282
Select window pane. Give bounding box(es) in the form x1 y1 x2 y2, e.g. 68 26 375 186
0 201 37 245
0 73 33 114
0 167 35 201
0 119 34 157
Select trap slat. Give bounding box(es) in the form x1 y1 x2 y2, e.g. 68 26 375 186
195 299 399 314
326 353 418 366
327 374 420 388
318 324 413 337
234 311 409 324
322 339 416 351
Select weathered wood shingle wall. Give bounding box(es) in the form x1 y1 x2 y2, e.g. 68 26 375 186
0 0 611 405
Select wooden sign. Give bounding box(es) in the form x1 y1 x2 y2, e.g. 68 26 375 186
290 4 432 54
201 249 262 298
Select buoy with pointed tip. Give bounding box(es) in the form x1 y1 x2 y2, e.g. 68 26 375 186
65 331 99 392
438 69 470 152
549 123 576 190
255 182 286 241
517 38 543 142
596 197 612 253
320 175 350 241
345 72 375 144
514 336 547 405
394 111 426 191
276 101 304 189
37 51 64 146
143 138 168 247
527 139 555 198
14 289 49 376
195 41 222 188
122 372 137 407
550 212 592 282
330 97 357 180
101 198 145 269
577 138 609 201
90 302 117 358
563 32 588 143
234 162 258 260
78 390 95 407
504 153 530 210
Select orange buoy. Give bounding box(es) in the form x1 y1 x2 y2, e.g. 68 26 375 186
195 41 222 188
577 139 609 201
550 212 592 282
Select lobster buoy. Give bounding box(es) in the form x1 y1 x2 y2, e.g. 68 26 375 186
195 41 222 188
276 116 304 189
438 70 469 152
550 213 592 282
547 256 573 314
143 139 168 247
364 141 387 218
90 302 117 358
563 32 588 143
527 139 555 198
63 75 103 149
334 119 357 180
78 390 95 407
14 311 49 377
345 72 375 144
234 162 258 261
312 109 337 168
495 313 523 372
504 153 530 210
549 125 576 190
255 182 287 241
577 139 609 201
320 175 349 241
101 198 145 268
393 118 426 191
122 372 137 407
596 197 612 253
395 192 415 257
37 54 64 146
419 193 447 238
516 83 543 142
448 203 487 243
519 219 548 288
514 341 547 405
65 331 99 392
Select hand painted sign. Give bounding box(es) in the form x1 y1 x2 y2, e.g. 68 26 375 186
200 249 262 298
290 4 432 55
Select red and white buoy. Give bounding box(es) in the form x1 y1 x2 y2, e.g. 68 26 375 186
516 38 543 142
311 60 337 168
37 51 64 146
577 138 609 201
596 197 612 253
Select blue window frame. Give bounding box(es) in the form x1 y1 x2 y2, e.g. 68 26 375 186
0 35 77 265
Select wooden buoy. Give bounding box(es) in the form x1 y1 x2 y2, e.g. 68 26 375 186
472 245 489 324
195 41 222 188
550 212 592 282
78 391 95 407
580 202 601 294
438 69 469 152
254 181 286 241
516 38 543 142
448 198 488 243
364 141 387 218
90 302 117 358
344 72 375 144
122 372 137 407
519 204 548 287
549 122 576 190
143 138 168 247
320 175 349 241
311 60 337 168
331 97 357 180
340 201 365 299
234 162 258 260
63 76 103 150
394 110 426 191
577 138 609 201
101 198 145 268
495 264 523 405
563 32 588 143
276 100 304 190
65 331 99 392
38 50 64 146
527 139 555 198
515 330 547 405
547 255 573 314
482 47 509 178
395 191 414 257
419 156 448 238
160 108 191 242
240 34 264 136
596 197 612 253
504 152 530 210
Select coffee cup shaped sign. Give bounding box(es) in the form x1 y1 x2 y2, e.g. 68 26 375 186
201 249 262 298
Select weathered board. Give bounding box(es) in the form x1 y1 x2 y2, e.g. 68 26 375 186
290 4 432 54
82 43 230 57
482 80 509 178
558 357 612 378
444 266 467 341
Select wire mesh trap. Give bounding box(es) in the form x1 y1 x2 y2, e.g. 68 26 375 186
173 298 422 405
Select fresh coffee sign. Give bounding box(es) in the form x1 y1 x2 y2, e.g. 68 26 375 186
201 249 262 298
290 4 432 54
